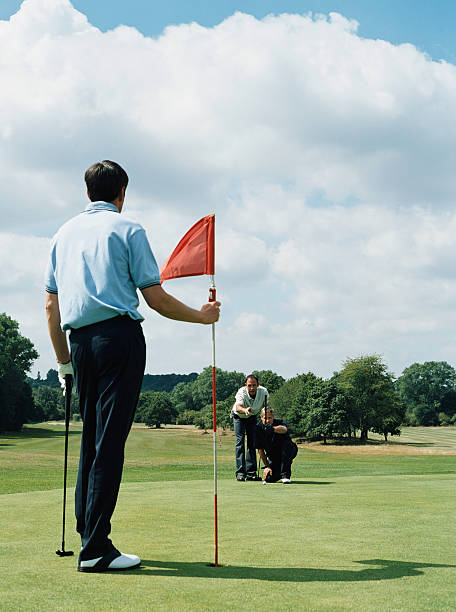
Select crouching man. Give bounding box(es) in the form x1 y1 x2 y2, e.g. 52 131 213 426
256 407 298 484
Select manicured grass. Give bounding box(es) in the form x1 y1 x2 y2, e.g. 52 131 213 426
2 424 456 494
370 426 456 451
1 424 456 611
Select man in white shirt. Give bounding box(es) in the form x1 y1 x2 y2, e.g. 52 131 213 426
231 374 269 481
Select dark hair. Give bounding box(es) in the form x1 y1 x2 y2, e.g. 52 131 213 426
245 374 259 385
85 160 129 203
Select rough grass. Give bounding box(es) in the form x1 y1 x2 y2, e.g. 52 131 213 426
1 424 456 611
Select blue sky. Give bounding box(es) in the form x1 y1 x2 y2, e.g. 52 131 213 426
2 0 456 380
2 0 456 62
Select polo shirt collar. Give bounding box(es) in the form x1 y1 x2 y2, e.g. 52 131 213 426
85 201 119 213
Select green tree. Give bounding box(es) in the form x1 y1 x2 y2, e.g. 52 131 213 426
270 372 319 436
0 313 38 431
414 401 439 426
32 386 64 421
216 397 235 430
169 380 197 418
139 391 177 428
396 361 456 425
337 355 402 441
45 368 59 388
370 394 406 441
27 368 60 389
176 409 200 425
191 367 245 411
304 379 351 443
0 368 38 429
193 406 212 431
194 398 233 431
141 372 198 392
440 390 456 417
251 370 285 394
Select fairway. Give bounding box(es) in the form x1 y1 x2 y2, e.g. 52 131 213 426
1 425 456 611
369 427 456 453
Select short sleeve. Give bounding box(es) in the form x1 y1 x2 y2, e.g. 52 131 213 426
128 229 161 289
235 387 246 405
44 249 58 294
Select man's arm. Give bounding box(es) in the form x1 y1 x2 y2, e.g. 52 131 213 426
262 420 287 435
234 403 251 416
233 387 251 415
45 291 71 364
272 423 287 434
141 285 220 324
258 448 269 467
258 448 273 479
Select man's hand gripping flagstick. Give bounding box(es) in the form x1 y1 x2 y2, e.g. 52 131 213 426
160 214 223 567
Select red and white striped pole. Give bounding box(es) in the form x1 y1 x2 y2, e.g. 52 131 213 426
208 278 220 566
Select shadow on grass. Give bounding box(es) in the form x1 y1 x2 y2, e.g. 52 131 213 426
135 558 455 582
1 427 80 440
398 442 435 447
290 481 334 485
307 438 437 449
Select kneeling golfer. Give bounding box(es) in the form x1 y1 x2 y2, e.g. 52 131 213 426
45 160 220 572
256 407 298 484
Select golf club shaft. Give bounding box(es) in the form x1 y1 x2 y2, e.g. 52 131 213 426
263 395 268 481
60 374 72 552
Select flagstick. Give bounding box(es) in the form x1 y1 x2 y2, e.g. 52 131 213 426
159 213 218 565
209 275 220 567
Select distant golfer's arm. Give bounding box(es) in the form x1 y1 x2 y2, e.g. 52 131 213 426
258 449 269 466
45 291 71 364
141 285 220 324
273 425 287 434
234 403 250 415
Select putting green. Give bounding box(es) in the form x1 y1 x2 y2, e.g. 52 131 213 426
1 473 456 611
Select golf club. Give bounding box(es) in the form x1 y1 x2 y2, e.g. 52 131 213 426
262 395 268 485
56 373 74 557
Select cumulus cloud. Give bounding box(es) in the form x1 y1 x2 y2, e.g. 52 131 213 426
1 0 456 378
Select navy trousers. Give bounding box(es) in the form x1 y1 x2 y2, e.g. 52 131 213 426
233 415 258 476
265 440 298 482
69 316 146 561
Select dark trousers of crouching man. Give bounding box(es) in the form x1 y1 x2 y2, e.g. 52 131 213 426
70 316 146 562
263 439 298 482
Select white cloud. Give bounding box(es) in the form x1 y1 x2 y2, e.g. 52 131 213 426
1 0 456 379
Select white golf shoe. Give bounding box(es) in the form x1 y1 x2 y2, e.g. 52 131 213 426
281 478 291 484
78 551 140 572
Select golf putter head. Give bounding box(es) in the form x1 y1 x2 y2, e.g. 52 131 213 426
56 548 74 557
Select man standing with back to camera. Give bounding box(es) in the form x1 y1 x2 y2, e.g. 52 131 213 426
45 160 220 572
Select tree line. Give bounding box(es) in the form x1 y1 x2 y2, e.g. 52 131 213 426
1 312 456 437
28 369 198 393
137 358 456 440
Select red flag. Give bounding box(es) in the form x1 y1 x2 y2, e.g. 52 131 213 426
160 214 215 282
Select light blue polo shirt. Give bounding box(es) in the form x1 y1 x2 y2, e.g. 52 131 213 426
45 201 161 330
